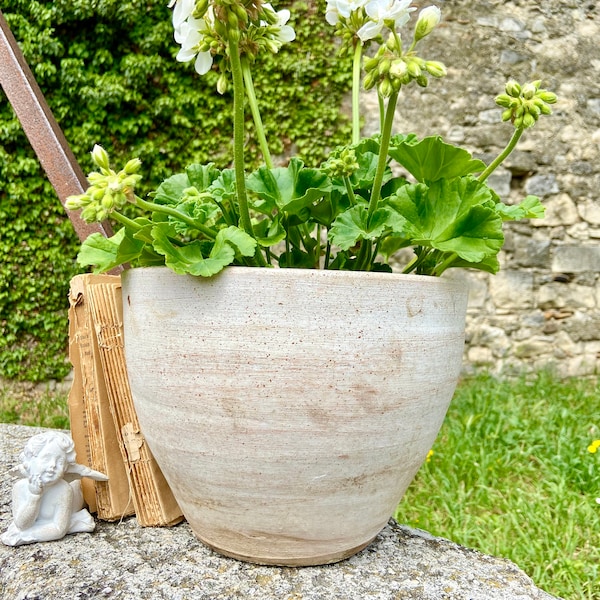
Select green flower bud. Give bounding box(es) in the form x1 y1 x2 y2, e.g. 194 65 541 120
194 0 209 18
65 194 85 210
505 80 521 97
416 74 428 87
425 60 446 78
522 112 536 128
124 158 142 175
527 102 541 118
537 90 557 104
495 93 513 108
521 82 537 100
363 71 377 90
101 194 114 210
91 187 105 202
389 59 406 79
501 108 513 122
91 145 110 171
386 33 398 51
378 58 391 75
96 208 109 222
87 172 104 185
406 60 422 78
414 6 441 42
364 57 379 72
378 78 393 98
217 73 228 95
81 205 99 223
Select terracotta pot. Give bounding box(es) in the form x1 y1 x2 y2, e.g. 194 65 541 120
122 266 467 566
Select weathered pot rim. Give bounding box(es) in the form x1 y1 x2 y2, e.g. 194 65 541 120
122 264 467 293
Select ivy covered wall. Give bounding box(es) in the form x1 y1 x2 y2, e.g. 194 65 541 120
0 0 352 381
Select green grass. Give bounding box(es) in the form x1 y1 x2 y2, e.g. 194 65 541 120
395 371 599 600
0 381 69 430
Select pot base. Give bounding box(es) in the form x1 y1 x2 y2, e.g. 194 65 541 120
198 534 376 567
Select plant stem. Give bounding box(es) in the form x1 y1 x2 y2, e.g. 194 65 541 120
344 176 357 206
352 42 363 145
378 93 385 133
355 90 399 271
367 90 399 221
111 211 143 232
134 196 217 239
241 57 273 169
478 127 524 183
433 252 458 277
228 37 254 237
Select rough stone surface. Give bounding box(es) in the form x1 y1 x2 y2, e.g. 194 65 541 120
0 424 560 600
362 0 600 377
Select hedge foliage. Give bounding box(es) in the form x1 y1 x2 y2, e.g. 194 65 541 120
0 0 352 381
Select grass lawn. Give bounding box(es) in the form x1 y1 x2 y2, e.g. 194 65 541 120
1 372 597 598
0 380 70 430
395 371 599 600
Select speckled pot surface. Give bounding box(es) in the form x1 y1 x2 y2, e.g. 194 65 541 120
122 266 467 566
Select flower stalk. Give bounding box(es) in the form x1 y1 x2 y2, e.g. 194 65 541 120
227 35 254 238
241 57 274 169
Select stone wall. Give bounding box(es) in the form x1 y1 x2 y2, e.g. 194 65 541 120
362 0 600 377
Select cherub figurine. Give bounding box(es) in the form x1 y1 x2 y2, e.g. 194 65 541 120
1 431 108 547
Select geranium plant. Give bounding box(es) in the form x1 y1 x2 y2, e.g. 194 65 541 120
66 0 556 278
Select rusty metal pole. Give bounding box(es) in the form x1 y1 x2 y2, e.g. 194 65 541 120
0 9 114 243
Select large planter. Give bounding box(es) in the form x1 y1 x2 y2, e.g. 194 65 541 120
121 266 468 566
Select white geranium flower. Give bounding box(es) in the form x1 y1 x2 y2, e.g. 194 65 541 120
325 0 369 25
263 3 296 44
263 4 296 43
171 1 214 75
172 0 195 34
357 0 415 41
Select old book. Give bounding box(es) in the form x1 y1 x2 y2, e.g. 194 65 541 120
68 274 134 520
87 280 183 527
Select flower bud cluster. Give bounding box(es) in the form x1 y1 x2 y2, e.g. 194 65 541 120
65 145 142 223
496 80 557 129
363 34 446 97
324 146 360 178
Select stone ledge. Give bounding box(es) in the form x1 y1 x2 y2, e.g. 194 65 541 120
1 424 560 600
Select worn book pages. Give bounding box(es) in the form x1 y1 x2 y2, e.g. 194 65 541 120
67 274 134 520
87 281 183 527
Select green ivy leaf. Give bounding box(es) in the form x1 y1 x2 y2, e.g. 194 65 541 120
388 135 487 183
246 157 331 215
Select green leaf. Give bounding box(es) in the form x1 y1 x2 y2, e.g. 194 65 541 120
495 195 545 221
208 169 237 203
253 216 287 247
389 177 504 264
246 157 331 215
186 163 221 192
151 224 256 277
153 172 190 205
76 228 144 273
388 135 486 182
329 204 397 251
